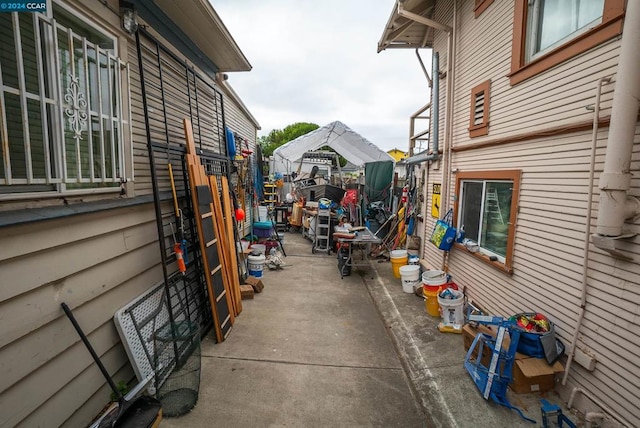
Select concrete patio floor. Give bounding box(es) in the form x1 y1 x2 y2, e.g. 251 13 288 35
160 230 568 427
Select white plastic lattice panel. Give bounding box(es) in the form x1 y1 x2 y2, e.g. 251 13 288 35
114 280 186 385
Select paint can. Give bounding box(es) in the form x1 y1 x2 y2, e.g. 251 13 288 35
248 252 266 278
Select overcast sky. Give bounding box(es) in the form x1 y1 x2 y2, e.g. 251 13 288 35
213 0 432 153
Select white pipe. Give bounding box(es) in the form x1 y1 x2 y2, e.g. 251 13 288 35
440 0 456 271
595 0 640 237
563 76 610 385
585 412 606 428
440 0 456 215
568 387 631 427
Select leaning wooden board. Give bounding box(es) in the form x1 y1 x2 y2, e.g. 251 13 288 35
184 119 235 342
219 176 243 314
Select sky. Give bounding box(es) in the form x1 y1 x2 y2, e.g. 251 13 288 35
212 0 432 153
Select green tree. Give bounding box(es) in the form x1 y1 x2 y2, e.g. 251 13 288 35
259 122 319 157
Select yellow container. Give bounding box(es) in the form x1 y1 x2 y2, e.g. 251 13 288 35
390 250 408 278
423 286 441 317
390 255 408 278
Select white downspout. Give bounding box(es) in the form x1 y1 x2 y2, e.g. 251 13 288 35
594 0 640 249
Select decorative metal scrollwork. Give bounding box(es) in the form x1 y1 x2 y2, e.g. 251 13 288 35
64 74 88 140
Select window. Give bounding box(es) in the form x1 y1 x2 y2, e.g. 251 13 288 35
468 80 490 138
475 0 494 18
455 170 521 272
509 0 624 85
527 0 604 61
0 3 130 198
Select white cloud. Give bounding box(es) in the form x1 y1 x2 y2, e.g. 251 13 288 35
213 0 431 152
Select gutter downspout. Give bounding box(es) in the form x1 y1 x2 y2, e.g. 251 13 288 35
593 0 640 255
441 0 456 215
431 52 440 159
562 76 610 386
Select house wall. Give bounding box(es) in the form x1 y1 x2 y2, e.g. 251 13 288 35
421 1 639 426
0 0 258 426
220 90 259 238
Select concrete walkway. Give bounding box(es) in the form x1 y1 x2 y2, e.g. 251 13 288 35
160 231 565 427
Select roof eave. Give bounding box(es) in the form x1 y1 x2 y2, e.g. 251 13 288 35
377 0 438 53
152 0 251 72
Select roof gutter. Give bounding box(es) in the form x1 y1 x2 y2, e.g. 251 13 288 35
593 0 640 258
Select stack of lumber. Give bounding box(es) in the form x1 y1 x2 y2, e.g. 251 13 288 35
184 119 242 343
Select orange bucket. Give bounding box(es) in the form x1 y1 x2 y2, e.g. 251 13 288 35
423 285 441 317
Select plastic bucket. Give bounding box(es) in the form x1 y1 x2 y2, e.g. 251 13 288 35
408 255 419 265
250 244 266 255
248 252 266 278
423 286 441 317
399 265 420 294
438 289 465 326
421 270 447 286
390 249 408 279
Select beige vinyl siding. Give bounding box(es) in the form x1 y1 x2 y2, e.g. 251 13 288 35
223 94 258 238
0 203 163 427
451 1 619 147
446 128 640 426
418 1 640 426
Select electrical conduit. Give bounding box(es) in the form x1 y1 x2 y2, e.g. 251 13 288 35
562 76 610 385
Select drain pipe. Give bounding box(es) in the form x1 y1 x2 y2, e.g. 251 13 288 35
594 0 640 252
568 387 631 428
562 76 610 385
440 0 457 271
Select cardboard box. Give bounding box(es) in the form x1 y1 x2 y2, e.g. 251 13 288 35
511 357 564 394
461 323 563 394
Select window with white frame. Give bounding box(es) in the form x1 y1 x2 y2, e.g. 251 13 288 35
526 0 605 62
455 170 520 272
0 2 130 197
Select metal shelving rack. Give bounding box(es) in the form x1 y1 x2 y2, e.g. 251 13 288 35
312 209 331 254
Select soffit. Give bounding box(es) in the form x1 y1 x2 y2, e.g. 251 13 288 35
151 0 251 72
378 0 438 52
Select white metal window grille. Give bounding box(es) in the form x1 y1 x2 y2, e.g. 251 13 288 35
526 0 604 62
0 8 131 197
458 179 513 263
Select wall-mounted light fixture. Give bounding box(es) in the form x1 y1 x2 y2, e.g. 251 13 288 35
120 1 138 34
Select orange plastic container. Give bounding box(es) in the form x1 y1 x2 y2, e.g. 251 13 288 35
423 285 441 317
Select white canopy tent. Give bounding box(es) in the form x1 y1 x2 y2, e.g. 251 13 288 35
271 121 395 176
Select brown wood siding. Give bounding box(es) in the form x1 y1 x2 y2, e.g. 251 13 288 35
419 1 640 425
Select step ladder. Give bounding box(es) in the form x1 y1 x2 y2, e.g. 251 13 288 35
464 315 536 424
485 188 504 225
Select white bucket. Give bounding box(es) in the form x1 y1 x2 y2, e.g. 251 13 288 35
390 249 408 259
399 265 420 294
408 255 419 265
437 289 465 326
250 244 266 255
248 253 266 278
258 206 268 222
421 270 447 286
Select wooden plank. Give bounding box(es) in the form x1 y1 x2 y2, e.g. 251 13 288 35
221 176 243 313
184 119 234 342
211 175 242 316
